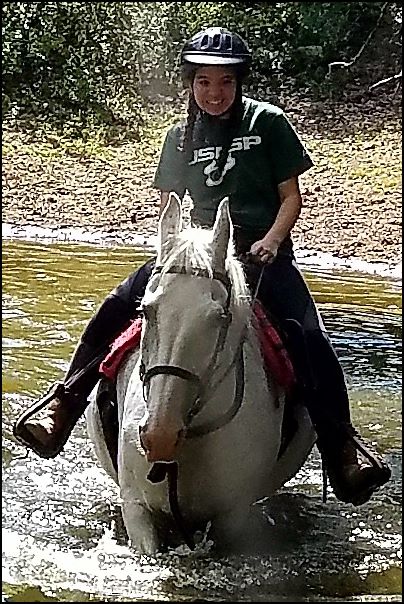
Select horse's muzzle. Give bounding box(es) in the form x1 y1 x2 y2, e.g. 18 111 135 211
139 423 185 463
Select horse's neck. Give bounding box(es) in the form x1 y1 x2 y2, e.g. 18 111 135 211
244 322 273 390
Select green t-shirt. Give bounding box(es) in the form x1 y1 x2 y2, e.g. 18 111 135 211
153 96 313 250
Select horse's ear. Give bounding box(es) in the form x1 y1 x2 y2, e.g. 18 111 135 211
157 192 182 263
211 197 232 269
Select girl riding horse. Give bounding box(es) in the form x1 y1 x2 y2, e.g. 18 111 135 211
14 26 390 507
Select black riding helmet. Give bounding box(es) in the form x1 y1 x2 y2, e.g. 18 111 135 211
181 27 252 82
179 27 251 159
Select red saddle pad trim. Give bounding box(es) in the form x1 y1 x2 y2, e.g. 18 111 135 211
251 300 296 393
99 318 142 380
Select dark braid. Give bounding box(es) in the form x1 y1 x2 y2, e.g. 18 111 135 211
179 92 199 161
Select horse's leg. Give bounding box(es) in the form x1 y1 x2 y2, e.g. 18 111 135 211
118 411 163 554
118 452 161 553
210 502 268 553
120 499 161 554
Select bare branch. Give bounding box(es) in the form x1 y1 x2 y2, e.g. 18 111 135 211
328 2 389 75
369 69 402 90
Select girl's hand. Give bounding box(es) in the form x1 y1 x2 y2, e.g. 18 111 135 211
249 235 280 264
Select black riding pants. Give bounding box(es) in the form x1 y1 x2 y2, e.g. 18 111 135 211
244 256 351 428
71 255 350 429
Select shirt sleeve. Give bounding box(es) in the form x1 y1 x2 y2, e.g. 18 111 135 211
267 112 313 184
152 125 186 198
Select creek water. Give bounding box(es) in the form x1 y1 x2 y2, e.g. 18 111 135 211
2 240 402 602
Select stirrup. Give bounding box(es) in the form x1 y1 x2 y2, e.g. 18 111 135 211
345 424 391 477
323 425 391 506
13 382 66 459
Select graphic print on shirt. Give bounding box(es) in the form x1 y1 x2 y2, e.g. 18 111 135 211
204 154 236 186
189 135 261 187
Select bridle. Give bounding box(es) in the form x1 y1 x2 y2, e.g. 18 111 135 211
139 263 246 437
138 260 264 550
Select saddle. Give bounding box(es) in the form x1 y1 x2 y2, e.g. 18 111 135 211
96 303 303 472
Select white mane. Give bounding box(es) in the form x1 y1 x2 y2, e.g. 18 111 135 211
159 225 251 311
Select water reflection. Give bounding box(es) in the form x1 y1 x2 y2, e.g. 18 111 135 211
322 308 401 391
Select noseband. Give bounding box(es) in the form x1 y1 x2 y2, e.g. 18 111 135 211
139 264 246 437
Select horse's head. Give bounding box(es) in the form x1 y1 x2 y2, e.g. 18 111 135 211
138 194 250 463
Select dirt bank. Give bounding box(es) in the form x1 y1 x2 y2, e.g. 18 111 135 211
2 94 402 267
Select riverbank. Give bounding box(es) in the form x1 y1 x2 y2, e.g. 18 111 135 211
2 221 401 281
2 92 402 273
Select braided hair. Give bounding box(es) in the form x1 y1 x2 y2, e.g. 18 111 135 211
179 90 199 161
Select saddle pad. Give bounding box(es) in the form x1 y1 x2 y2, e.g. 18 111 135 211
252 300 296 393
99 304 296 392
99 318 142 380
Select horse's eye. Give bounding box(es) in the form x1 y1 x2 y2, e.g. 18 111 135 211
209 308 231 325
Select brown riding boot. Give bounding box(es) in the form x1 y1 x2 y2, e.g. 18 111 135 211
13 382 90 459
320 428 391 506
13 290 143 459
13 337 111 458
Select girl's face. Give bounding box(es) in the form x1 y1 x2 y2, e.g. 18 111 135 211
192 65 237 116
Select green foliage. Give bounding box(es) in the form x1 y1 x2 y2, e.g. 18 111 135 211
2 1 399 135
161 1 390 84
2 2 144 133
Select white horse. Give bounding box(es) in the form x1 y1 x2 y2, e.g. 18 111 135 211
86 195 315 553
